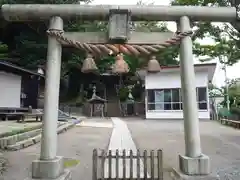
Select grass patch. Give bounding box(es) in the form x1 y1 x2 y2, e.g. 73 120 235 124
0 125 42 138
64 159 80 168
0 121 66 139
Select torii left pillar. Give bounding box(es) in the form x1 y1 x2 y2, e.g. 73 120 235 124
30 16 71 180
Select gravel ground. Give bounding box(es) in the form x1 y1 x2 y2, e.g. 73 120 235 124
1 118 112 180
2 118 239 180
125 118 240 180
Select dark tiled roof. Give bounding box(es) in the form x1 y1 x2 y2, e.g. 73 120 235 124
0 60 44 77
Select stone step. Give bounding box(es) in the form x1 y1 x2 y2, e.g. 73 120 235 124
5 122 76 151
6 134 42 151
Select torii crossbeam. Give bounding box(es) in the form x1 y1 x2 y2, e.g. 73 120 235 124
1 4 238 21
2 4 239 180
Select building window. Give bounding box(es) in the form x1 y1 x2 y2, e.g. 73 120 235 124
147 88 182 110
147 87 207 111
196 87 208 110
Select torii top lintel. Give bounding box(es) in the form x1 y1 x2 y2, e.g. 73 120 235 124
1 4 238 22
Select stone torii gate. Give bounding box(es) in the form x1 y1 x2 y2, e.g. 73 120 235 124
1 4 240 180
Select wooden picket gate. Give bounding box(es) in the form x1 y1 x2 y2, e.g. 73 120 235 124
92 149 163 180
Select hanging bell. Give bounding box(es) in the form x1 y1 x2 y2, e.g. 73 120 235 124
81 54 98 73
147 55 161 73
112 53 129 74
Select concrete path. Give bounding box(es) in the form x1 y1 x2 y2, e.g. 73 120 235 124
77 119 113 128
104 117 148 178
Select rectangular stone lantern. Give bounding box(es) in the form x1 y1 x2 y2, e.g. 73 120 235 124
108 9 131 43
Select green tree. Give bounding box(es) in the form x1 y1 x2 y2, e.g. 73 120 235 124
172 0 240 65
133 0 180 66
226 79 240 107
210 78 240 107
0 0 180 76
0 0 182 101
0 42 8 59
208 82 225 98
0 0 96 75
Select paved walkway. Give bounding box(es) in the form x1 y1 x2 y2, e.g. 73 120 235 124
77 119 112 128
104 117 148 178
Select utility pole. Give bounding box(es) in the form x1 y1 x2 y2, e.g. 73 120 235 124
222 59 230 111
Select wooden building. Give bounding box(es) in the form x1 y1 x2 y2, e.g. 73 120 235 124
0 61 44 109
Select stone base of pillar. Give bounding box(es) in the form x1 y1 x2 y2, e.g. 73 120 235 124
170 168 220 180
26 170 71 180
28 156 71 180
179 154 210 175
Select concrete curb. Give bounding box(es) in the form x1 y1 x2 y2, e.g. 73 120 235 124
6 122 76 151
0 128 42 149
0 123 64 150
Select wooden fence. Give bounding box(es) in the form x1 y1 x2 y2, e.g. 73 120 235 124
92 149 163 180
220 119 240 129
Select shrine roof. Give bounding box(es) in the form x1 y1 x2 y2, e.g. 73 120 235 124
137 62 217 81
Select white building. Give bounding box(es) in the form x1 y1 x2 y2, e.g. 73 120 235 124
0 61 44 108
0 71 22 108
141 63 216 120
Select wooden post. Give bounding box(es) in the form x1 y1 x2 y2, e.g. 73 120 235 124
157 150 163 180
108 150 112 179
122 149 126 179
136 149 140 180
101 150 105 180
92 149 98 180
130 150 133 179
143 150 148 179
150 150 154 179
116 149 119 180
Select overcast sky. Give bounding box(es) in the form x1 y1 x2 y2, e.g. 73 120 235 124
90 0 240 87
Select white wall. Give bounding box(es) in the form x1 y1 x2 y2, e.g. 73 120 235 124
0 71 21 108
146 71 208 89
145 70 210 120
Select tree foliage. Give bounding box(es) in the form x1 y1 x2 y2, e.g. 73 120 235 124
172 0 240 65
0 42 8 59
209 78 240 108
0 0 102 74
1 0 239 73
0 0 181 79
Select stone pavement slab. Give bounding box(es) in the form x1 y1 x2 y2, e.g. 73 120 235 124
104 117 148 178
77 117 113 128
125 119 240 180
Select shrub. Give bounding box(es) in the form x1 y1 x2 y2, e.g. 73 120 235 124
230 107 240 119
118 87 129 102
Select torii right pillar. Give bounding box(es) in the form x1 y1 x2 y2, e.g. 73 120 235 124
178 16 210 175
